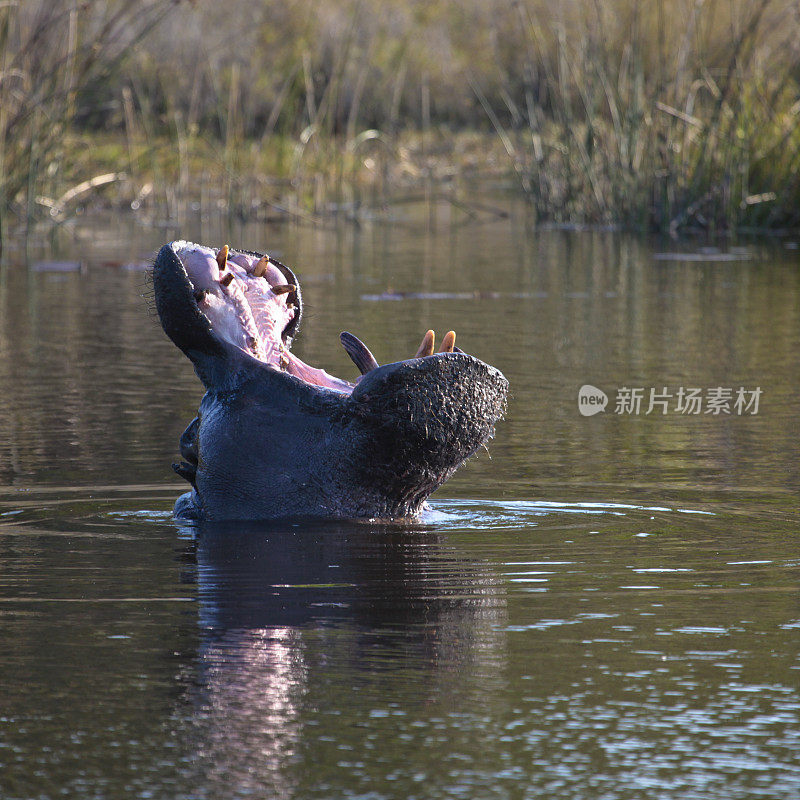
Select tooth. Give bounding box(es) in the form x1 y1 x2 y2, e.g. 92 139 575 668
193 289 207 303
271 283 296 296
220 272 234 287
216 244 229 270
415 330 435 358
340 331 380 375
438 330 456 353
253 256 269 277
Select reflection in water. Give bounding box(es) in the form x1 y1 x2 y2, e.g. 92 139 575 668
183 521 507 798
197 626 306 798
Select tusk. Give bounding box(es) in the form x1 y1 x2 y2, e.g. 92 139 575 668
438 330 456 353
415 329 435 358
253 256 269 277
216 244 229 270
340 331 380 375
271 283 296 296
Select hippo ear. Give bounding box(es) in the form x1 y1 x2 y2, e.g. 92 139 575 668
345 353 508 498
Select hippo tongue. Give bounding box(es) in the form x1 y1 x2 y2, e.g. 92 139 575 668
284 351 354 393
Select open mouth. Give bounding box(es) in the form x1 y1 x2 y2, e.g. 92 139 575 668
172 241 458 395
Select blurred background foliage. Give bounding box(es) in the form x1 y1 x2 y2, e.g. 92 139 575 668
3 0 800 234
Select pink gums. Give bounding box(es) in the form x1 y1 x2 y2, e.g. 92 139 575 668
176 242 354 394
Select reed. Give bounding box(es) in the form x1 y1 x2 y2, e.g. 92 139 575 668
4 0 800 235
0 0 176 244
481 0 800 231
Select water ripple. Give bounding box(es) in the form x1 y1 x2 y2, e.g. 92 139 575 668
425 498 714 531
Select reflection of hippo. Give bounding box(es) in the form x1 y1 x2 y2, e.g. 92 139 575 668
181 521 508 796
153 241 508 521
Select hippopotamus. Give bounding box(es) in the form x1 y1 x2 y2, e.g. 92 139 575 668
153 241 508 521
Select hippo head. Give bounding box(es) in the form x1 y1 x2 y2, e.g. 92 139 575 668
153 241 508 521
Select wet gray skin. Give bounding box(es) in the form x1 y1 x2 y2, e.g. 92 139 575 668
153 241 508 521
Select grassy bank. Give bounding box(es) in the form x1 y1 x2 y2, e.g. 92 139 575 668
4 0 800 237
45 127 515 224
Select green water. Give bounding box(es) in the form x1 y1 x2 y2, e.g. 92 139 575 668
1 207 798 798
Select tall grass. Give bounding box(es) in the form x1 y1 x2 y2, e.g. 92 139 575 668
477 0 800 232
4 0 800 235
0 0 175 243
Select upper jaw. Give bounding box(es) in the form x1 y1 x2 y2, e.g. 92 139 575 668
156 240 472 396
172 241 300 362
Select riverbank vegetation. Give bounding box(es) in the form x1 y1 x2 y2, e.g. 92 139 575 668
3 0 800 237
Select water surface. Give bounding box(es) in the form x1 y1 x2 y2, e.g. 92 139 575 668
1 209 798 798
